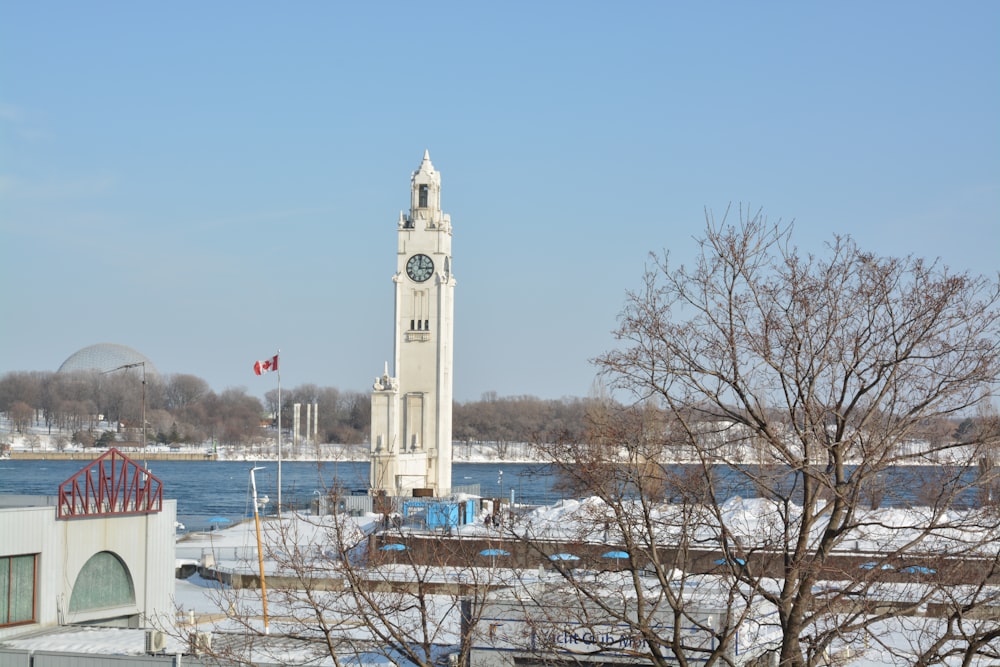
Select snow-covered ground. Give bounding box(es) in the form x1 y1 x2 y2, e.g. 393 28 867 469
0 423 540 463
520 495 1000 557
168 497 1000 663
3 501 999 665
1 418 982 466
4 419 999 665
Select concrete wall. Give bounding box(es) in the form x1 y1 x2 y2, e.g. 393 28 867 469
0 647 295 667
468 593 780 667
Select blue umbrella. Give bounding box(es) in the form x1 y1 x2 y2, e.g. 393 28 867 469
479 548 510 557
713 557 747 567
859 561 894 571
602 550 629 559
207 517 231 530
548 553 580 562
379 543 406 551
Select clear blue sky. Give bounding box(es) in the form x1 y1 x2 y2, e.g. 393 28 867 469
2 2 997 402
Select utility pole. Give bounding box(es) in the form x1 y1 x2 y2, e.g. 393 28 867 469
104 362 146 460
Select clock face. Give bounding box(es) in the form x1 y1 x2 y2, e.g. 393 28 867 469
406 254 434 282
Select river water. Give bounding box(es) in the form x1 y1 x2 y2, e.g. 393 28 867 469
0 459 557 531
0 458 985 532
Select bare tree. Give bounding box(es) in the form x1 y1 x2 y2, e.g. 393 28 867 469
453 395 592 460
0 371 45 414
94 371 136 431
55 398 96 432
181 490 501 666
163 373 211 411
523 211 1000 666
212 388 267 447
8 401 33 434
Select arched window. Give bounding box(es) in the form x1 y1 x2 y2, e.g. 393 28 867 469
69 551 135 613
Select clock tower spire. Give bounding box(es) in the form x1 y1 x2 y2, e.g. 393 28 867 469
370 152 455 497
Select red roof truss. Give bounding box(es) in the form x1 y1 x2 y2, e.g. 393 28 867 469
57 448 163 519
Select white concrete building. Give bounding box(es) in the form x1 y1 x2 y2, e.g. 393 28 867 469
370 151 456 497
0 449 176 642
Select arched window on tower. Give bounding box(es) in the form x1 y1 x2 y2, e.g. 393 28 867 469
418 184 429 208
409 290 430 332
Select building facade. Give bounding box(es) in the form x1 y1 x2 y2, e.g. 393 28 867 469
0 449 176 642
370 151 456 497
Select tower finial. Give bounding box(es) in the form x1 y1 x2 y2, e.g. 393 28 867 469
419 150 434 173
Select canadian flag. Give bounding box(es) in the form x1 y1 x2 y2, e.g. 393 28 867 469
253 354 279 376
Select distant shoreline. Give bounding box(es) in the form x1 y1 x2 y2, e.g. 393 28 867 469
0 450 968 467
2 450 544 465
6 450 218 462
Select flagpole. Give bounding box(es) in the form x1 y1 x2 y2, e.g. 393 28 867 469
253 351 282 516
276 350 282 517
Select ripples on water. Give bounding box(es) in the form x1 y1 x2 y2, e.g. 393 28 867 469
0 459 557 531
0 458 982 532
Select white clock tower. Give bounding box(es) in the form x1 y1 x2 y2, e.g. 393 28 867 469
370 151 455 497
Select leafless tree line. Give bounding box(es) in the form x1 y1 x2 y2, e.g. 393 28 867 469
0 368 593 453
0 371 374 447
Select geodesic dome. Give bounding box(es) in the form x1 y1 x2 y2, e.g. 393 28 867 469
58 343 159 377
